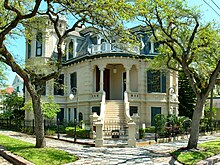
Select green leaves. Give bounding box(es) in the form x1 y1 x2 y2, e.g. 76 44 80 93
21 96 60 119
135 0 220 94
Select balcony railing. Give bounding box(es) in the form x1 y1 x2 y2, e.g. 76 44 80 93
90 42 140 55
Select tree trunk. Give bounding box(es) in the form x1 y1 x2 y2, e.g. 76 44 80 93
187 95 206 149
32 95 46 148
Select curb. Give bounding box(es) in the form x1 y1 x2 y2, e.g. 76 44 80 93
196 154 220 165
46 136 95 147
0 147 34 165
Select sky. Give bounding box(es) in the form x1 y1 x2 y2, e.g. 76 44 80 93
5 0 220 86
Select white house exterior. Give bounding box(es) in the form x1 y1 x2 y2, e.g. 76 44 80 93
24 18 179 140
12 74 24 96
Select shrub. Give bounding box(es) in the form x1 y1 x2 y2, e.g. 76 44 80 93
65 127 89 139
139 128 145 139
45 129 56 136
144 126 155 133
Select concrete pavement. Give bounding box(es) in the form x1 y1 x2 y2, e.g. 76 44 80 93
1 130 220 165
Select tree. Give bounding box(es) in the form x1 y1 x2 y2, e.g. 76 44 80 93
135 0 220 149
0 62 8 88
22 96 60 120
178 72 196 119
2 91 24 119
0 0 132 148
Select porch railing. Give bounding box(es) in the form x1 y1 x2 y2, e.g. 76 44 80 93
91 42 140 55
98 91 106 122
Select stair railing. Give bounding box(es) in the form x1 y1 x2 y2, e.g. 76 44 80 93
124 91 132 123
98 91 106 123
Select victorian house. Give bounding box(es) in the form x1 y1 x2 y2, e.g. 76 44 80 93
25 18 179 139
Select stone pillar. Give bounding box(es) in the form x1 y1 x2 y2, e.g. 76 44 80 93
124 65 132 92
90 112 99 139
131 113 140 139
126 69 130 92
128 122 136 147
98 65 105 92
95 121 104 147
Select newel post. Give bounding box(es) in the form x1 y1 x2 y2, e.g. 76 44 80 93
128 121 136 147
95 120 104 147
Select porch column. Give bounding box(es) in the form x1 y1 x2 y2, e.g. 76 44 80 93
98 64 105 92
99 68 105 92
124 65 132 92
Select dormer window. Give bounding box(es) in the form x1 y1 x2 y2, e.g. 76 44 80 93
36 32 42 56
68 40 73 59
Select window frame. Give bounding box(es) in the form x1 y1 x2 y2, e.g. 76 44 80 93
36 32 43 57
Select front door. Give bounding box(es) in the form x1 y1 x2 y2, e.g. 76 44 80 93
104 69 110 100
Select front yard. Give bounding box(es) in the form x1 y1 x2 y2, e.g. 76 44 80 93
0 134 78 165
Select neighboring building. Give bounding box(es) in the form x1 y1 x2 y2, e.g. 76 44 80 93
12 74 24 96
0 86 14 113
25 18 179 139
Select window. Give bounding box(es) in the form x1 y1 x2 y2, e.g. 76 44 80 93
68 108 71 122
35 82 46 95
151 107 161 126
16 86 20 92
54 74 64 95
36 32 42 56
42 82 46 96
57 108 64 123
79 112 83 122
27 40 31 58
70 72 77 90
154 42 160 53
74 108 77 121
68 40 73 59
92 106 100 116
76 39 84 56
130 106 138 116
147 70 166 93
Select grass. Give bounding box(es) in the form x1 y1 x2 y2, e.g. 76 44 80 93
171 139 220 164
0 134 78 165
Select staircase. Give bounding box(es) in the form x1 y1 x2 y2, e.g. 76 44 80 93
103 100 128 141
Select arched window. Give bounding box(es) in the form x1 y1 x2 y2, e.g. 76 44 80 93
68 40 73 59
78 112 83 122
36 32 42 56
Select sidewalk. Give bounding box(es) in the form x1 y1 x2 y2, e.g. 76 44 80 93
0 130 220 165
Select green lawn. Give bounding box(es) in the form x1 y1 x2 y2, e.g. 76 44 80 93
171 139 220 164
0 134 78 165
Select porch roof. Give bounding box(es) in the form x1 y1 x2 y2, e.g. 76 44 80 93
62 52 154 66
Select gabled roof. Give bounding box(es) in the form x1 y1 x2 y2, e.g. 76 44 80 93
12 74 23 86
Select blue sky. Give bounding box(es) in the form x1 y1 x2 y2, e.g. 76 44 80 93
5 0 220 86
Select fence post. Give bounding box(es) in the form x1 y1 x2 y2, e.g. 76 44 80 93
23 120 25 130
6 118 8 128
9 118 12 130
57 119 60 140
32 119 34 134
